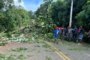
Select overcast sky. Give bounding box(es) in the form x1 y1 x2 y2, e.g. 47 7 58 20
14 0 57 11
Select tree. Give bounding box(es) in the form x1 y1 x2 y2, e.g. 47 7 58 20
0 0 4 9
0 0 31 32
28 10 35 19
75 0 90 31
50 0 87 27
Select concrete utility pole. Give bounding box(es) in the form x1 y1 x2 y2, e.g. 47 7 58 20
69 0 73 27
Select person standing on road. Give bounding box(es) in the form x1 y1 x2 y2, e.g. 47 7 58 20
79 26 84 44
73 26 78 42
67 27 74 41
65 26 69 40
54 27 59 44
59 27 62 39
77 27 81 42
59 27 64 40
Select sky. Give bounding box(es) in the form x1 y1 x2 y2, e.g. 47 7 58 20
14 0 57 11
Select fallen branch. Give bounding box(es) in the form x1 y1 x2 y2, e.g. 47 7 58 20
0 29 7 35
12 27 25 33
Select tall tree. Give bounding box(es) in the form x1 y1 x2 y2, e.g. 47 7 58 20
75 0 90 31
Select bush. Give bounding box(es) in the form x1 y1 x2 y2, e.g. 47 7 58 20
6 32 12 37
83 34 88 43
47 33 54 39
0 25 5 32
0 42 8 46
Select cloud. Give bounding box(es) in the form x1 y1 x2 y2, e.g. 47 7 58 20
53 0 57 2
14 0 43 11
14 0 26 8
14 0 57 11
25 0 43 11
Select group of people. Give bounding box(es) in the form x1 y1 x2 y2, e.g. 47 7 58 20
54 26 90 44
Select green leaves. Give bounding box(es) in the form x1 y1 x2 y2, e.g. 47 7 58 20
75 1 90 31
0 0 31 32
87 1 90 3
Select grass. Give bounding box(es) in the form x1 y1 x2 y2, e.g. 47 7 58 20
0 53 5 58
45 50 53 52
17 54 26 60
65 54 69 56
27 55 34 57
43 43 56 52
28 48 36 52
68 48 83 51
7 56 16 60
59 40 72 46
13 54 17 57
0 53 16 60
37 50 41 53
35 45 40 47
30 48 36 52
42 43 52 48
46 56 52 60
50 53 53 55
11 47 28 52
0 42 8 46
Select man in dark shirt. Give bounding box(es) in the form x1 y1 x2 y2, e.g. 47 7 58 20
65 26 69 40
73 26 78 42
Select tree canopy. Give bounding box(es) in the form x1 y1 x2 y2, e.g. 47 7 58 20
0 0 90 32
35 0 89 31
0 0 30 32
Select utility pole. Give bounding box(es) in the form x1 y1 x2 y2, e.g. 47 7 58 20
69 0 73 27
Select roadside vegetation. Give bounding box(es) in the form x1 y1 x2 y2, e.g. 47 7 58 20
0 0 90 60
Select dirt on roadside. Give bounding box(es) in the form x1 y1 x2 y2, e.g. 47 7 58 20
0 42 63 60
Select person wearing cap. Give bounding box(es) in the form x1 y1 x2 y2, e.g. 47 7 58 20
86 30 90 43
54 27 59 44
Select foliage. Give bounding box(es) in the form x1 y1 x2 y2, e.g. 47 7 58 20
27 55 34 57
46 56 52 60
75 0 90 31
0 42 8 46
28 10 35 19
11 47 28 52
83 33 90 43
17 54 26 60
37 51 41 53
0 53 16 60
49 0 87 27
6 32 12 37
47 33 54 39
42 43 51 48
0 0 31 32
68 48 83 51
35 0 88 29
35 0 56 33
